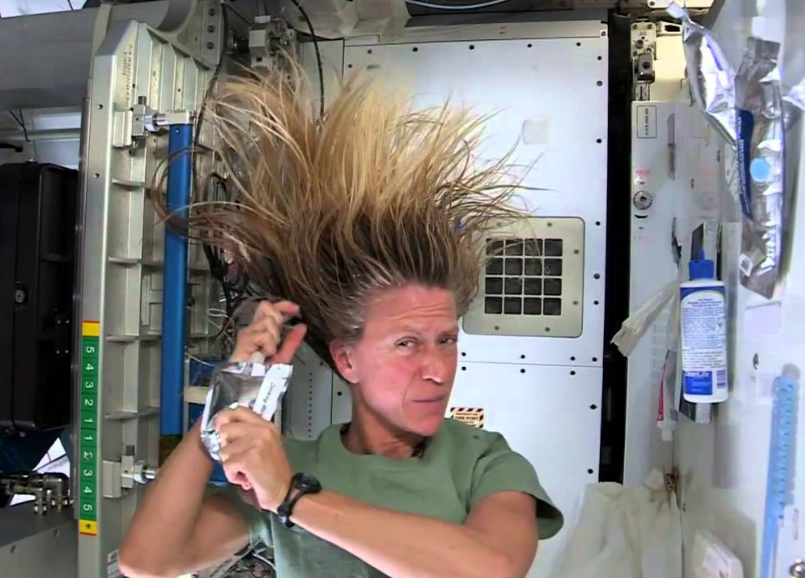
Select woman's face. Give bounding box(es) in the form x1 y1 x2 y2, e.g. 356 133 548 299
332 284 459 437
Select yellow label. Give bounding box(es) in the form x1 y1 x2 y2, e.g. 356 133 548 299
82 321 101 337
79 520 98 536
449 407 484 429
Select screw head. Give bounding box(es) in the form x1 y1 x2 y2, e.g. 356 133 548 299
14 288 27 304
633 190 653 210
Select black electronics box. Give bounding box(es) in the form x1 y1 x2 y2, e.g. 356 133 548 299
0 163 78 431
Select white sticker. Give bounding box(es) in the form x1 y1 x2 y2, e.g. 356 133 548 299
522 117 551 145
739 254 754 276
253 365 293 420
636 105 658 138
199 386 215 432
250 363 266 378
702 545 730 578
107 549 120 578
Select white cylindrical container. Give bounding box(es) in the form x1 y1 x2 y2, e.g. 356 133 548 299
680 252 728 403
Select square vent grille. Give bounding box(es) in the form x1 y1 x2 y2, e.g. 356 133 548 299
463 217 585 338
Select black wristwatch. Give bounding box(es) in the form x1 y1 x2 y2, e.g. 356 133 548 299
277 473 322 528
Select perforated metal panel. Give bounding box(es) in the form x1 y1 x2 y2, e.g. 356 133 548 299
285 343 335 440
465 217 585 337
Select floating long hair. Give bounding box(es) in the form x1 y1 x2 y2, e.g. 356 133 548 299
186 66 523 365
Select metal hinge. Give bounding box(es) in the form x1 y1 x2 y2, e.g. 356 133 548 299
631 21 657 101
102 451 158 499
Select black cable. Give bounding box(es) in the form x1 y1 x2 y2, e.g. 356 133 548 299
221 1 251 27
197 6 258 317
195 4 239 315
67 0 75 9
17 110 29 142
194 6 227 158
9 110 30 142
197 2 324 318
288 0 325 120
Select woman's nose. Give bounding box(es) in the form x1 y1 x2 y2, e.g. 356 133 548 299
420 349 450 384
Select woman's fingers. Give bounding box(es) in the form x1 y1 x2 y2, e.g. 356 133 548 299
252 300 283 324
218 434 257 462
272 301 301 319
230 300 303 363
231 318 280 362
216 422 257 447
247 318 282 355
215 407 277 429
273 323 308 364
221 448 253 487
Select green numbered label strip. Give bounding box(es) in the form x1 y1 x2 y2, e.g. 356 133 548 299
79 321 100 534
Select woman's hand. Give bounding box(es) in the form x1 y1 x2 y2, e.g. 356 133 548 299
229 300 307 364
215 407 292 513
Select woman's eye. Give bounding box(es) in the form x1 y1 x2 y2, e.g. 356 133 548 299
397 340 415 348
442 336 458 345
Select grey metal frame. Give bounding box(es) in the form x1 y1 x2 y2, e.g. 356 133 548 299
76 12 219 576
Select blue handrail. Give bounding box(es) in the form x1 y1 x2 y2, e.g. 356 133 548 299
160 124 193 436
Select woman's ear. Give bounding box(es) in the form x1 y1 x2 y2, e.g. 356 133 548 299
330 340 359 384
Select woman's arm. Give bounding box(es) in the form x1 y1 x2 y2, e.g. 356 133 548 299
120 300 307 577
291 489 538 578
118 423 251 578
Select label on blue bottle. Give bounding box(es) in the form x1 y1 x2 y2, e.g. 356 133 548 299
681 287 727 397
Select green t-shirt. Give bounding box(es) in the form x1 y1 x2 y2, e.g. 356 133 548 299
223 418 563 577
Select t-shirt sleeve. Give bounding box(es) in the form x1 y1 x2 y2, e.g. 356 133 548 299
213 485 273 549
470 434 564 540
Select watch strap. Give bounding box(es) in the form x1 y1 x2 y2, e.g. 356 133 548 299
278 473 321 528
277 473 303 528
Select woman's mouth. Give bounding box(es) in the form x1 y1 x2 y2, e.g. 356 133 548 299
412 396 446 405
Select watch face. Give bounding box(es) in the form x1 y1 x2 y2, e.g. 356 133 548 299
297 474 322 493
